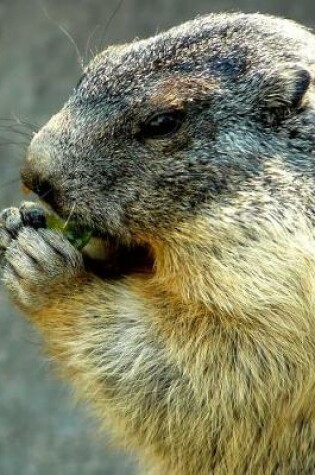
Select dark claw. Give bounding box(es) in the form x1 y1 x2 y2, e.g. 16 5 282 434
0 208 23 237
20 205 46 230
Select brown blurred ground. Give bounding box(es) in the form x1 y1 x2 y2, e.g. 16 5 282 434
0 1 315 474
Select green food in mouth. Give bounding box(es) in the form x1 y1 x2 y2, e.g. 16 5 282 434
21 205 92 250
45 214 92 250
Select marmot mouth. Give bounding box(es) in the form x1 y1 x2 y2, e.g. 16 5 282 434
82 235 155 279
33 199 155 279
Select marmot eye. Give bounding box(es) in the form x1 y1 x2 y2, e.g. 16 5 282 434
140 110 186 140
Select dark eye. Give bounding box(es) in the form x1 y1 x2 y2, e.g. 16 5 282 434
139 110 186 140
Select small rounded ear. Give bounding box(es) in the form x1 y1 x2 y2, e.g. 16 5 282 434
258 64 311 110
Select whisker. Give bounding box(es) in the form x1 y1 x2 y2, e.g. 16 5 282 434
39 188 54 201
39 1 84 71
84 24 102 64
64 202 77 229
0 137 29 143
0 141 29 148
0 117 39 131
0 128 33 139
0 177 22 189
58 24 84 70
0 124 32 131
11 114 39 131
97 0 125 54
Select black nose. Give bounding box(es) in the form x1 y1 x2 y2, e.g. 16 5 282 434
21 109 69 213
21 161 50 197
21 158 60 212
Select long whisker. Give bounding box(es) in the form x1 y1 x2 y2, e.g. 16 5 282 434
38 187 54 201
97 0 125 54
11 114 39 131
85 24 102 63
39 0 84 71
63 202 77 229
0 117 39 132
58 25 84 70
0 128 33 139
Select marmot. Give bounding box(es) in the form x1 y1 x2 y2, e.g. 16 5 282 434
1 12 315 474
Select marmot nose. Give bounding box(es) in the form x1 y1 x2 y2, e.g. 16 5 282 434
21 137 59 211
21 161 54 203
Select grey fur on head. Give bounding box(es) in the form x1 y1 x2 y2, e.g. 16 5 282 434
22 13 315 242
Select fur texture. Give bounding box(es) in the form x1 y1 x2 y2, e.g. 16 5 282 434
2 12 315 474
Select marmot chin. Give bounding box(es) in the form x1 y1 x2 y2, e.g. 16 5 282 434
2 12 315 474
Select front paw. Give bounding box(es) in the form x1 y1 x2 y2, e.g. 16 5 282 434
0 207 23 264
0 207 84 310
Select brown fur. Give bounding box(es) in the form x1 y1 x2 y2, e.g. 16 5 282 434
10 210 315 474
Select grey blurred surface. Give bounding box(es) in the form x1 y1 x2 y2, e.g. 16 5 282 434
0 1 315 474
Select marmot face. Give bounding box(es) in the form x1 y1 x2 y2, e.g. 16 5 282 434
22 13 315 246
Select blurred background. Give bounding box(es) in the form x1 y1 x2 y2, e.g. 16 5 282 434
0 1 315 474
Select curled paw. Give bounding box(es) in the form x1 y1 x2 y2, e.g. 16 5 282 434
0 205 84 309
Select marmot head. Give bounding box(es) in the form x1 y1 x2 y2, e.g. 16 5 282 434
22 13 315 252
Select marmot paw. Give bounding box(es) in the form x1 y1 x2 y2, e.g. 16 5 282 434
0 206 84 309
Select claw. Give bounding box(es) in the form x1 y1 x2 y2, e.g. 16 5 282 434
20 203 46 229
0 208 23 237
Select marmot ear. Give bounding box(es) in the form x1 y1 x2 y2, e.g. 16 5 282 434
258 64 311 111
